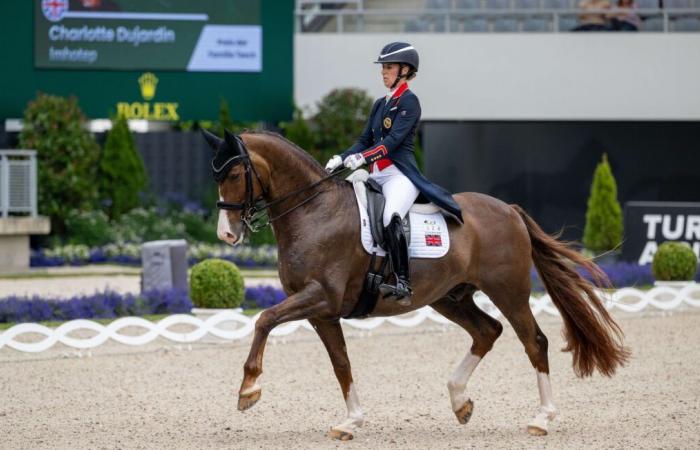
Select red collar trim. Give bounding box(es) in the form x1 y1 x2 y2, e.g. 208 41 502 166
392 83 409 99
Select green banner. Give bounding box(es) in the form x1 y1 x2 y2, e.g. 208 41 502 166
35 0 261 72
1 0 292 122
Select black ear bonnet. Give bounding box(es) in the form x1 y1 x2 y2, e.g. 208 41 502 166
201 128 249 183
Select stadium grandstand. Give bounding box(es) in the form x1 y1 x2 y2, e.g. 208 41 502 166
296 0 700 32
295 0 700 238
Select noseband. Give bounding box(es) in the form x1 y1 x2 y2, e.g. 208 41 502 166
215 138 349 233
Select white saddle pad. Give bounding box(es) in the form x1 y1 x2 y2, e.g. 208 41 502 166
347 170 450 259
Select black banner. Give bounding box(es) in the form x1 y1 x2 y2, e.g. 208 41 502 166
622 202 700 265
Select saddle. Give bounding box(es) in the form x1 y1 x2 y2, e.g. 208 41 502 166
343 170 451 319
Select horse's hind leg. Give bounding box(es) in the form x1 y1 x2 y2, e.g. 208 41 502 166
431 285 504 425
485 283 557 436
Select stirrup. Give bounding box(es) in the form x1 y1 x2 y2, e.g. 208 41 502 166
379 278 412 305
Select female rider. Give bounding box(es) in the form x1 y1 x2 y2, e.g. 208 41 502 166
325 42 463 302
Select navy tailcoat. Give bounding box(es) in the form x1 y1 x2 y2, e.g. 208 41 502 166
341 86 464 223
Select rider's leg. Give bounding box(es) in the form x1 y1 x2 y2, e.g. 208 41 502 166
377 167 419 300
379 167 420 227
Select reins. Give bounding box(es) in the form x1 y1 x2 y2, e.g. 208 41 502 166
216 150 350 232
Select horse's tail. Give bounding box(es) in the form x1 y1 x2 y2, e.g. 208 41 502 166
511 205 630 377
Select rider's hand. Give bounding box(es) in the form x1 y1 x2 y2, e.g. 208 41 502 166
325 155 342 172
343 153 366 170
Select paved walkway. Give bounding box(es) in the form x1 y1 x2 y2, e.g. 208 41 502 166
0 265 281 299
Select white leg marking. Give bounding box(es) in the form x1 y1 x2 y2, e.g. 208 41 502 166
332 383 364 434
447 352 482 412
240 384 261 396
527 371 558 433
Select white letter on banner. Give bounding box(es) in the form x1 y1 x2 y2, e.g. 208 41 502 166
685 216 700 240
662 215 684 240
643 214 662 239
638 241 657 265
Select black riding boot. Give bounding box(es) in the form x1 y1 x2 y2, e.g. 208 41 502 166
381 213 412 302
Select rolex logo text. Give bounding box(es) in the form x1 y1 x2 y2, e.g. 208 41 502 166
116 72 180 121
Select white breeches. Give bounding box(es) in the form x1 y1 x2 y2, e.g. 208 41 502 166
370 164 420 226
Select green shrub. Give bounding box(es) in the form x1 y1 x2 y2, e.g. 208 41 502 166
247 225 277 246
217 97 234 137
312 88 374 163
64 210 114 246
190 259 245 308
280 106 316 154
19 93 100 236
583 153 623 254
652 241 698 281
113 207 185 244
98 115 148 219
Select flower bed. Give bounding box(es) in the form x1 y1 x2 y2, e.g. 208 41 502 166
30 243 278 269
530 261 700 292
0 285 287 324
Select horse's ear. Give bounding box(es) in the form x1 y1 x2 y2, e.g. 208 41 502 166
224 129 245 157
201 128 223 151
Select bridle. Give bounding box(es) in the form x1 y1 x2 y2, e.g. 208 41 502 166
215 138 349 233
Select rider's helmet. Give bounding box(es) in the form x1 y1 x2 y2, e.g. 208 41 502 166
374 42 419 87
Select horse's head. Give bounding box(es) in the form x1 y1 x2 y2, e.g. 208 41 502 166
202 129 268 245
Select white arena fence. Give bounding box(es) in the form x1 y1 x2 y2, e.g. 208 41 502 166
1 285 699 353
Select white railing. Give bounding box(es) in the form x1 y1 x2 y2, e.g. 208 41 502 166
1 285 699 353
295 6 700 33
0 150 38 218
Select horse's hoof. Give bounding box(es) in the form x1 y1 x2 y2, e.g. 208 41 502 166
454 399 474 425
237 389 261 411
328 428 354 441
527 425 548 436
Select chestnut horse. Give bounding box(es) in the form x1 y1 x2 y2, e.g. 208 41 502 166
205 129 629 440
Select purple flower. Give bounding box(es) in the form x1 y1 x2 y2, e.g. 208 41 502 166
0 288 192 324
244 285 286 309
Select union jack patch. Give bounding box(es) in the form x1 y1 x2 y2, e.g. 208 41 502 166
425 234 442 246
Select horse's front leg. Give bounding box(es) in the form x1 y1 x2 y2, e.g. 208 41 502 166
310 318 364 441
238 282 327 411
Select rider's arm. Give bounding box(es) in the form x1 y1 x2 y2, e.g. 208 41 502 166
358 95 421 164
341 99 382 159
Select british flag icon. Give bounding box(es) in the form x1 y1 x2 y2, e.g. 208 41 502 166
42 0 68 22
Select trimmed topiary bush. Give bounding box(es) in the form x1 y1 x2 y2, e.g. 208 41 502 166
98 114 148 219
190 259 245 308
652 241 698 281
583 153 623 254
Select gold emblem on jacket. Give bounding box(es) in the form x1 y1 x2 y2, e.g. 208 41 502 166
383 117 392 129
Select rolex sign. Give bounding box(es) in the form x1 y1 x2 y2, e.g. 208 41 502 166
622 202 700 265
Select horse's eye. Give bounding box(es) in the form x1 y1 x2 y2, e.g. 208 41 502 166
228 173 241 181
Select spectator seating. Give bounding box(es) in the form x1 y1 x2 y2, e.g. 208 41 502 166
463 17 491 30
672 16 700 30
387 0 700 32
523 16 553 30
642 16 665 29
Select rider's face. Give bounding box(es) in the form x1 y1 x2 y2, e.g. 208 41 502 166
381 63 406 89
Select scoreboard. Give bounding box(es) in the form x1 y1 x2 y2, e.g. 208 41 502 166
35 0 262 72
0 0 292 122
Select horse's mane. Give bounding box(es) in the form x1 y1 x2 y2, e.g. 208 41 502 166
242 130 326 177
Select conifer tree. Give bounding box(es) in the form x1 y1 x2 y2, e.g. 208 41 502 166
217 98 234 137
98 115 148 219
583 153 623 253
